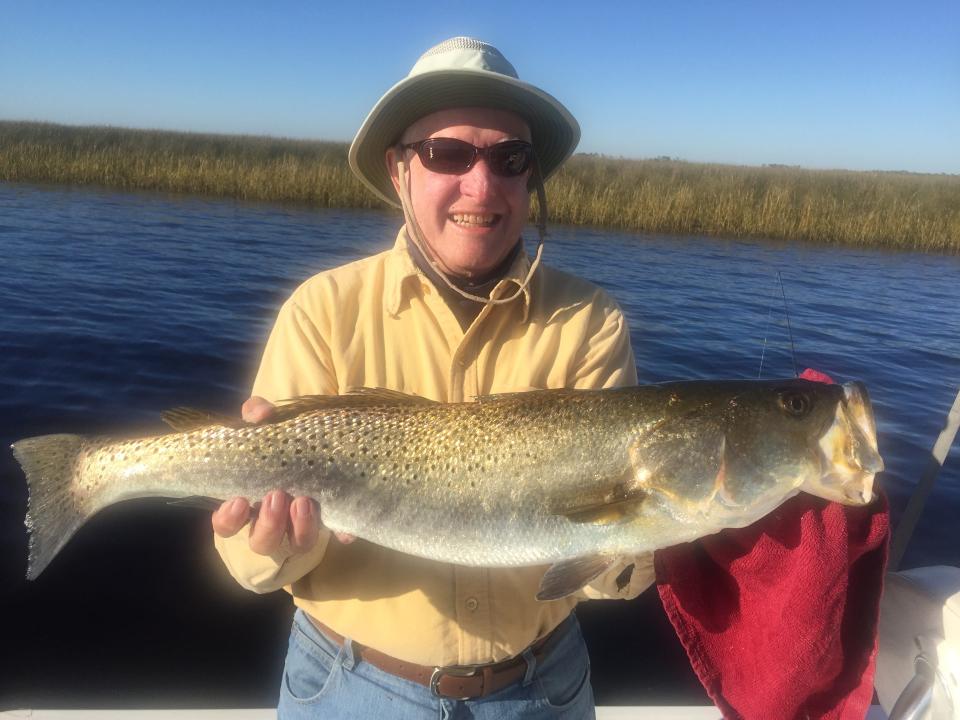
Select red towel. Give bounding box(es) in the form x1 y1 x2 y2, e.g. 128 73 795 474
654 371 891 719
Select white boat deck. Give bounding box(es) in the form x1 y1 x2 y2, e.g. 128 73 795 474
1 706 891 719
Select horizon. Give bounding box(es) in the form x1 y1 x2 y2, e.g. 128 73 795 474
4 118 957 179
2 0 958 175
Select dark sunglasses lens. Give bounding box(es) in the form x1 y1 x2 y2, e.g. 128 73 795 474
419 139 476 173
488 142 532 176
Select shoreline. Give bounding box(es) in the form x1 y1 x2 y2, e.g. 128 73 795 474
2 121 958 253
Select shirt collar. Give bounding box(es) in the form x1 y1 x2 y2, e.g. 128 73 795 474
384 226 534 322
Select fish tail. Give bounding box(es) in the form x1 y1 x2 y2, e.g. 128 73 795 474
11 433 88 580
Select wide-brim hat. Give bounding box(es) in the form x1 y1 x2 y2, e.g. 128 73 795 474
349 37 581 207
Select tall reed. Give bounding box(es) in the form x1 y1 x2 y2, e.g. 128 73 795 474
2 121 957 252
546 156 960 252
0 121 380 208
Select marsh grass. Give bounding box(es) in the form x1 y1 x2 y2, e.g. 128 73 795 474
0 121 381 209
2 121 958 252
547 156 960 252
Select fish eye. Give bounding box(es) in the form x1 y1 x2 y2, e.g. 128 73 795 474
778 390 811 417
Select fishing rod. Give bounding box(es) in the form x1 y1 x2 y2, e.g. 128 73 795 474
889 385 960 571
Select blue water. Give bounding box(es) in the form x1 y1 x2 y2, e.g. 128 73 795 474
1 181 958 705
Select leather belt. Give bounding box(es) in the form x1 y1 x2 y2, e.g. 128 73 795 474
307 615 558 700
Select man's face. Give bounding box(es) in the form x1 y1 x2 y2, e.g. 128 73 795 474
387 107 532 279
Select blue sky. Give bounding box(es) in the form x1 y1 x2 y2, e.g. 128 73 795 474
2 0 957 174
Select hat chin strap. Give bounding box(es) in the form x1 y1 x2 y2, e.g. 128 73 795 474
395 152 547 306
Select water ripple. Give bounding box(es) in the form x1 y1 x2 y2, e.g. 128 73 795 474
0 181 958 569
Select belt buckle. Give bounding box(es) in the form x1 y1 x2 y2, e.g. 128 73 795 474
429 665 480 700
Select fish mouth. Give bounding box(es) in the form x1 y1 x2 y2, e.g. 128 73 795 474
808 381 883 505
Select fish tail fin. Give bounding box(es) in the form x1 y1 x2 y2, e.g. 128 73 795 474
11 433 88 580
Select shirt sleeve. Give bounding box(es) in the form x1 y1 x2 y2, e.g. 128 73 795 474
569 291 650 600
251 297 339 401
569 293 638 391
214 293 339 594
214 530 331 594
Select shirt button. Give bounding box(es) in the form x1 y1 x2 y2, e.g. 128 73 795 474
465 597 479 612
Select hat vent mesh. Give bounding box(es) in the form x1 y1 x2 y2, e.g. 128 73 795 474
422 36 504 60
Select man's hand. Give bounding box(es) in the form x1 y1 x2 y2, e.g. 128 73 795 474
210 395 355 556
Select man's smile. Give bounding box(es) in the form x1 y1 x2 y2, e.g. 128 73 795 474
450 212 500 228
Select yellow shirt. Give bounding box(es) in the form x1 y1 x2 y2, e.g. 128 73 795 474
215 228 653 666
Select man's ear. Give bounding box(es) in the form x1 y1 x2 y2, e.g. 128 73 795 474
385 147 402 195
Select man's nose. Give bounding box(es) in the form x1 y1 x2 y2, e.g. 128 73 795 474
459 157 497 199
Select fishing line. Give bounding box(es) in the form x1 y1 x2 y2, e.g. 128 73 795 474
757 271 799 378
757 302 775 379
777 271 799 378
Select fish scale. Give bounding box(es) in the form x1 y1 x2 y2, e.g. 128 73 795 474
11 380 883 599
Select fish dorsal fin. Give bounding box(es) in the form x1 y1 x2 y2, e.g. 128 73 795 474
343 387 439 404
474 388 589 404
264 388 439 423
161 408 245 432
537 554 617 601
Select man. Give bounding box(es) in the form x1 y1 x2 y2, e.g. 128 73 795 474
212 37 651 719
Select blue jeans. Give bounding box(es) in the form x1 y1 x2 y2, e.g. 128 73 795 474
277 609 596 719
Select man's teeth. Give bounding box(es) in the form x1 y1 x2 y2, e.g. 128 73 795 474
452 213 497 227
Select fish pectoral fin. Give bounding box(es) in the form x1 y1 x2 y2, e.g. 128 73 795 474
551 479 647 525
161 407 246 432
167 496 227 511
556 496 646 524
537 555 617 601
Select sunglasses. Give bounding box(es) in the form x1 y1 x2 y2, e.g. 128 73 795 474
400 138 534 177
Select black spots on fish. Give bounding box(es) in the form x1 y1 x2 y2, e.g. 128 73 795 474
307 460 315 467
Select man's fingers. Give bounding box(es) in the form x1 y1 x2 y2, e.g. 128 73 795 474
248 490 291 555
289 497 319 553
242 396 275 424
334 531 356 544
212 497 251 538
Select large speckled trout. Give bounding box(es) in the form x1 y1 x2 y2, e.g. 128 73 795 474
12 379 882 598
